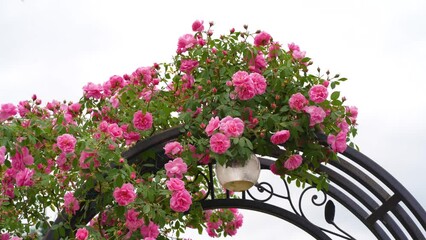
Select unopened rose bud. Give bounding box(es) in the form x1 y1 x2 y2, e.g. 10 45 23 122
211 47 217 54
108 144 115 150
317 67 321 72
334 74 340 78
271 103 276 109
243 24 248 29
260 132 265 138
342 96 347 102
220 35 225 40
230 28 235 33
187 131 192 137
275 95 280 100
119 158 125 163
152 78 160 85
200 123 206 128
130 172 136 179
35 99 42 105
326 70 330 75
255 30 261 34
209 21 214 26
207 80 211 84
323 80 330 87
252 118 259 125
197 85 203 91
32 94 37 101
207 30 213 36
212 87 217 93
226 81 233 87
222 50 227 55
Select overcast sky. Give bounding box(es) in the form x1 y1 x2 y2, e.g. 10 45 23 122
1 0 425 239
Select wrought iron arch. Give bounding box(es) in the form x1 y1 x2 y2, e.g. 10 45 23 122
44 127 426 239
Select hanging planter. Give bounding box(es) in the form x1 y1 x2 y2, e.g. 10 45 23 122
215 154 260 192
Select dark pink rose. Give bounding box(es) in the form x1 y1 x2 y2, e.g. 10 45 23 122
284 154 303 170
249 53 267 73
132 66 153 85
219 117 245 137
231 71 250 87
15 168 34 187
107 123 123 138
63 192 80 215
304 106 326 126
166 178 185 192
164 141 183 156
125 209 143 232
250 72 267 95
140 221 160 239
113 183 137 206
180 59 199 73
309 85 328 103
289 93 309 111
177 34 197 53
11 147 34 170
192 20 204 32
205 116 220 136
0 146 5 165
57 134 77 153
270 130 290 145
209 133 231 154
269 163 279 175
170 189 192 212
164 157 188 179
288 42 300 52
254 31 271 46
0 103 17 121
268 42 281 58
132 110 153 131
75 228 89 240
68 103 81 113
83 82 103 99
327 131 347 153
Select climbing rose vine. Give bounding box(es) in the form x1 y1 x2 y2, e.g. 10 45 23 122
0 20 357 239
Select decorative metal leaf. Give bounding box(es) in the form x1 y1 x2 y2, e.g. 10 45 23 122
324 200 335 224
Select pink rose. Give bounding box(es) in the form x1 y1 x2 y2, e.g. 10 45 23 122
140 221 160 239
219 117 245 137
250 73 267 95
284 154 303 170
166 178 185 192
270 130 290 145
309 85 328 103
327 131 347 153
57 134 77 153
170 189 192 212
205 116 220 136
346 106 358 124
0 146 6 165
125 209 143 232
292 50 306 60
0 103 17 121
68 103 81 113
288 42 300 52
231 71 250 87
83 82 103 99
164 157 188 179
11 147 34 170
177 34 197 53
254 31 271 46
289 93 309 111
337 119 350 133
249 53 267 73
164 141 183 156
235 81 256 100
132 110 153 131
63 192 80 215
268 42 281 58
269 163 279 175
209 133 231 154
15 168 34 187
17 101 29 117
180 59 199 73
113 183 137 206
192 20 204 32
79 151 100 169
132 66 153 85
304 106 326 126
75 228 89 240
107 123 123 138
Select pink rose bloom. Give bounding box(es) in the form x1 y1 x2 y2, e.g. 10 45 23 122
164 157 188 179
110 95 119 108
68 103 81 113
79 151 100 169
17 101 30 117
270 130 290 145
205 116 220 136
107 123 123 138
11 147 34 170
0 103 17 121
75 228 89 240
0 146 6 165
309 85 328 103
170 189 192 212
209 133 231 154
289 93 309 111
288 42 300 52
83 82 103 99
140 221 160 239
219 117 245 137
133 110 153 131
113 183 137 206
180 59 199 73
57 134 77 153
249 53 267 73
63 192 80 215
292 50 306 60
235 81 256 100
284 154 303 170
99 120 108 132
268 42 281 58
327 131 347 153
231 71 250 87
304 106 326 126
0 233 10 240
177 34 197 53
15 168 34 187
337 119 350 133
10 237 22 240
346 106 358 124
192 20 204 32
181 73 195 89
125 209 143 232
250 73 267 95
254 31 271 46
269 163 279 175
166 178 185 192
132 66 153 85
164 141 183 156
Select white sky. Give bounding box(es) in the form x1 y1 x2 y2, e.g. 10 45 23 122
1 0 425 239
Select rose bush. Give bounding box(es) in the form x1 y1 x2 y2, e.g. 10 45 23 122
0 20 357 239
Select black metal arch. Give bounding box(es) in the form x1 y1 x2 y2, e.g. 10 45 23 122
44 127 426 239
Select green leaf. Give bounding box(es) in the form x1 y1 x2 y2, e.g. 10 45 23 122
330 91 340 100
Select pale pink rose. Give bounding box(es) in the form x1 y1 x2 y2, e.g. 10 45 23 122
231 71 250 87
83 82 103 99
15 168 34 187
164 157 188 179
292 50 306 60
270 130 290 145
235 81 256 100
284 154 303 170
288 42 300 52
327 131 347 153
140 221 160 239
132 111 153 131
309 85 328 103
346 106 358 124
209 133 231 154
0 103 17 121
107 123 123 138
10 237 22 240
180 59 199 73
0 146 6 165
113 183 137 206
125 209 143 232
254 31 271 46
170 189 192 212
304 106 326 126
337 119 350 133
63 192 80 215
192 20 204 32
166 178 185 192
250 73 267 95
11 147 34 170
219 117 244 137
177 34 197 53
75 228 89 240
205 116 220 136
289 93 309 111
57 134 77 153
268 42 281 58
164 141 183 156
